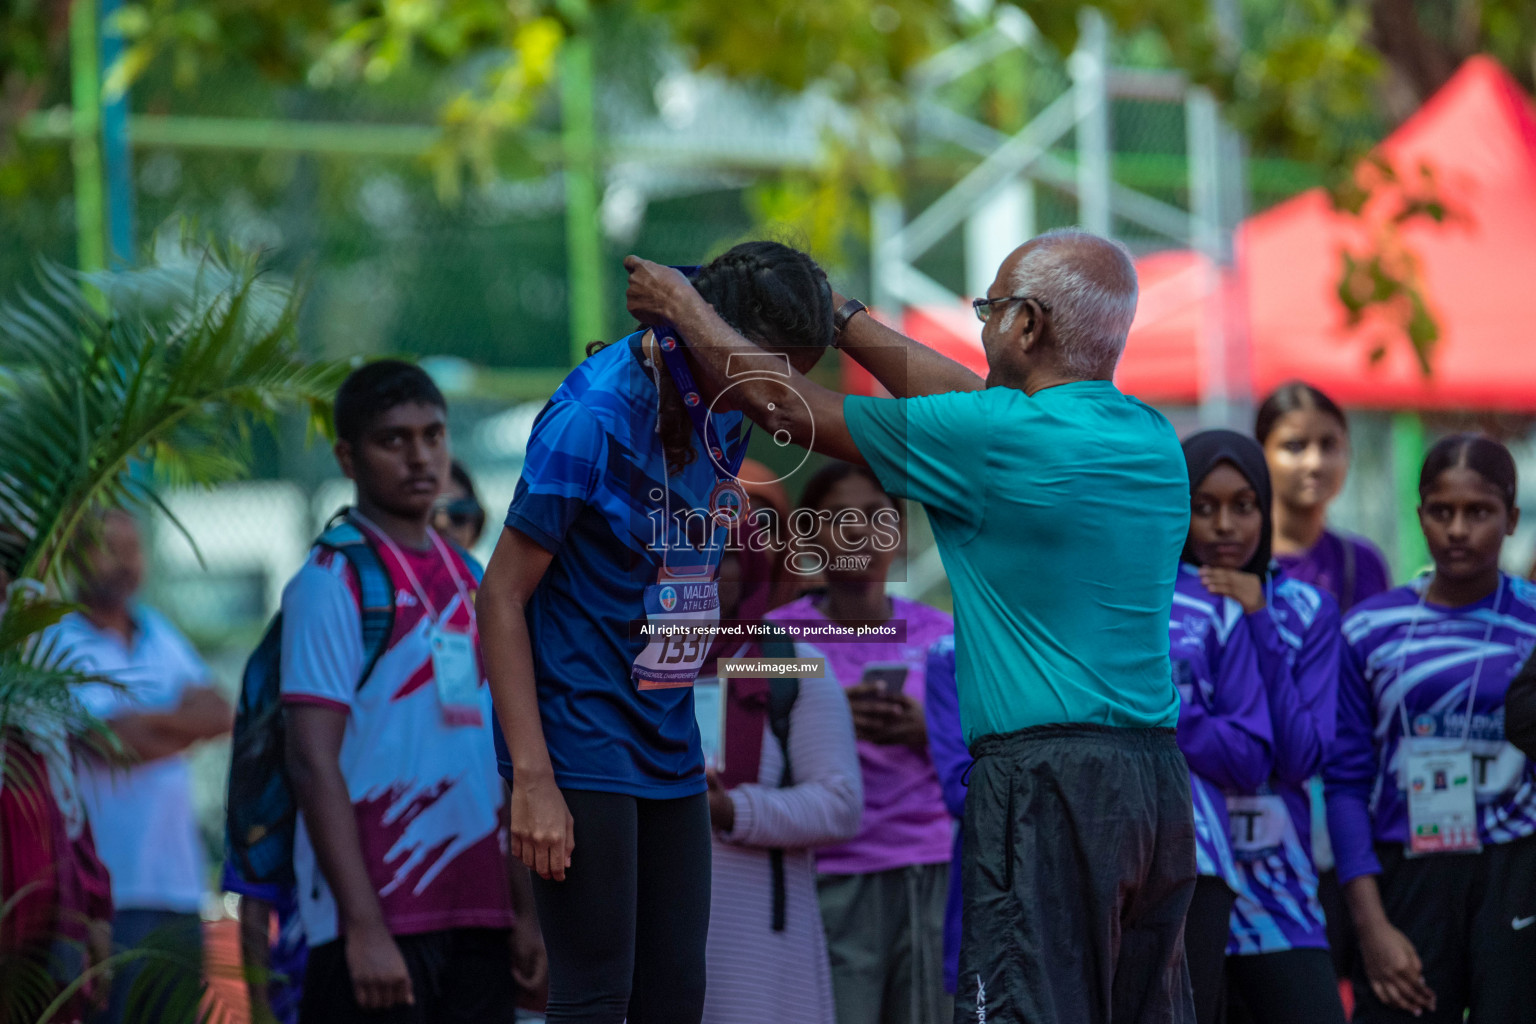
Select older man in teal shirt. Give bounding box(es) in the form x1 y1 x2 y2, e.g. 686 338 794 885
625 229 1196 1024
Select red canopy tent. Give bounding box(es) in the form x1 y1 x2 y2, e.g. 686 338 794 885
868 57 1536 412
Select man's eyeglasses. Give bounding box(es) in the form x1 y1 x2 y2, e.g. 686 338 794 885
433 497 485 529
972 295 1050 323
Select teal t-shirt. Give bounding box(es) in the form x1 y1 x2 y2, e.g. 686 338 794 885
845 381 1188 743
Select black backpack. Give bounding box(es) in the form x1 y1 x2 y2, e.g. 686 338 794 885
224 517 396 888
759 632 800 932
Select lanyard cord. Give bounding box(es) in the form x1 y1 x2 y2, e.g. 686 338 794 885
644 341 676 567
1393 573 1503 746
644 335 716 580
350 510 475 628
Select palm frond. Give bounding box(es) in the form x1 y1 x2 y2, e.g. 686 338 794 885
0 616 126 788
0 242 347 595
0 238 343 763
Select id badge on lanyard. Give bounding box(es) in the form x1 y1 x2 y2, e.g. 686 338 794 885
352 512 484 728
430 627 484 728
1402 743 1481 855
1394 576 1502 857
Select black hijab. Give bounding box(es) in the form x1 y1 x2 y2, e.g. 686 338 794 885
1180 428 1274 577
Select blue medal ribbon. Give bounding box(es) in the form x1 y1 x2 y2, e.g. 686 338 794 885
653 324 751 483
651 265 753 486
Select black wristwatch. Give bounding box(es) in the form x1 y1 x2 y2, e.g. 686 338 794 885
833 298 868 342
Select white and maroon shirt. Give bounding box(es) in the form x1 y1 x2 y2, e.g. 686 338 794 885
279 534 512 945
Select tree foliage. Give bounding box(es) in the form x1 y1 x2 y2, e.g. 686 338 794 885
0 241 344 810
2 0 1533 369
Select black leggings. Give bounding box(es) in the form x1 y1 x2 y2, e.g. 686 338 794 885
1225 948 1348 1024
1184 876 1236 1024
530 788 712 1024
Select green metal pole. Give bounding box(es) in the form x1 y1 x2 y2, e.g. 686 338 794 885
70 0 107 276
560 25 605 367
1392 411 1431 580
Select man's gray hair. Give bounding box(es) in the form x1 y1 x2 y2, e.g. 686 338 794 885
997 228 1139 377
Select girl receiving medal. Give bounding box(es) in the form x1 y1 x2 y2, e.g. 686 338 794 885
477 241 834 1024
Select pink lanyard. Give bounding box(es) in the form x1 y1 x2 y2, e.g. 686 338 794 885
350 511 476 629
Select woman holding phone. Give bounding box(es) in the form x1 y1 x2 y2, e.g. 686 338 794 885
766 462 953 1024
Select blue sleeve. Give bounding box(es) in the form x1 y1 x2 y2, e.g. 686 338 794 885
1177 610 1274 791
1251 596 1342 786
844 392 988 531
1325 628 1383 884
505 399 608 554
923 639 969 820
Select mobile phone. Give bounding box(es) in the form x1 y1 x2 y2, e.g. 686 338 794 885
860 662 910 698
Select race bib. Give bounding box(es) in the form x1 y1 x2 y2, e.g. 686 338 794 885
430 627 484 728
1469 741 1527 800
1227 794 1290 855
633 580 720 690
1402 744 1482 856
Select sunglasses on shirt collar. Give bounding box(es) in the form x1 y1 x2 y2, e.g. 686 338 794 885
433 497 485 528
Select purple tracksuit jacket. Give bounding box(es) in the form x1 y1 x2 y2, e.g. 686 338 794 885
1326 574 1536 884
1227 571 1340 954
1172 565 1274 891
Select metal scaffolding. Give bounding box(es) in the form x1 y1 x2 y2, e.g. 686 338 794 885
34 2 1249 417
873 6 1251 430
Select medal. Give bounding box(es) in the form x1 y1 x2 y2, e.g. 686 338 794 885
709 479 749 528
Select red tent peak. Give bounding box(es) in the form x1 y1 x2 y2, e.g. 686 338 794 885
1385 55 1536 182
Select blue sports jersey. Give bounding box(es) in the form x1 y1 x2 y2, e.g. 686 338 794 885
1171 565 1274 891
499 332 745 798
1327 573 1536 884
1227 571 1340 955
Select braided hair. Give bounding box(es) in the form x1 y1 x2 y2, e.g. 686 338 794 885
1419 433 1518 511
651 241 835 476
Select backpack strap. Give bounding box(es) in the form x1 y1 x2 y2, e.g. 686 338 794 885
1340 533 1358 613
768 676 799 787
317 519 396 691
757 629 801 932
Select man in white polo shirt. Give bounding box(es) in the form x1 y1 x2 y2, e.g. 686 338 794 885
49 510 233 1024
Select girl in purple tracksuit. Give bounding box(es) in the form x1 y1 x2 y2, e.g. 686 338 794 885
1327 435 1536 1024
1181 431 1348 1024
1256 381 1394 987
1173 430 1275 1024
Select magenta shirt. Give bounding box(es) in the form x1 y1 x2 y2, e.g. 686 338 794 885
768 595 955 876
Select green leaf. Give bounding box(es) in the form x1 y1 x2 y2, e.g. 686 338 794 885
0 241 348 591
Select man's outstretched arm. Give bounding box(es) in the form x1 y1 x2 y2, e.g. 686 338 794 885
828 286 986 398
624 256 865 464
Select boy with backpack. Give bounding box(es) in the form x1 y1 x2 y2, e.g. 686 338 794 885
231 361 541 1023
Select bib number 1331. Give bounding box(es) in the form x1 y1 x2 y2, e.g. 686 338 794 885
633 580 720 690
